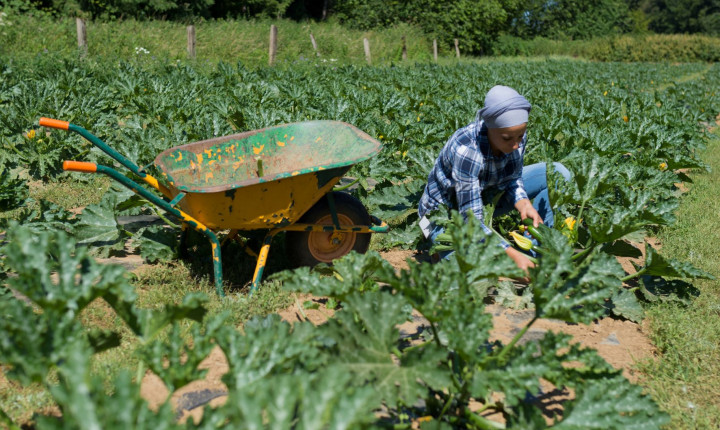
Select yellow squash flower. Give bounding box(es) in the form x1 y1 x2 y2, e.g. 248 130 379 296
509 231 533 251
563 216 577 231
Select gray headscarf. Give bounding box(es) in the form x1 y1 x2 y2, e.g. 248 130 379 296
477 85 531 129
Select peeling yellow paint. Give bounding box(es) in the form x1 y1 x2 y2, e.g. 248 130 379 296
143 175 160 190
205 172 214 181
277 141 285 147
177 152 183 161
233 162 241 169
290 136 294 141
196 153 204 164
253 144 265 155
315 137 321 142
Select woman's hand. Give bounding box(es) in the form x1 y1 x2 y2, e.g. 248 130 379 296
505 246 535 280
515 198 542 227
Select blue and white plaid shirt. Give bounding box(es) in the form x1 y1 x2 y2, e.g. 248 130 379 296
418 119 528 245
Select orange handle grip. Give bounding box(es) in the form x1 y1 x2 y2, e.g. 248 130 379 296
63 160 97 173
39 117 70 130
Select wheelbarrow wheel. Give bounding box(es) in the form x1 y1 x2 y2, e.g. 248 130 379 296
286 191 371 266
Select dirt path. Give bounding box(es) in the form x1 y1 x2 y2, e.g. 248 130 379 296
138 248 656 424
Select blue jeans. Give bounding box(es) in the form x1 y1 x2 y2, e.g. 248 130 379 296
429 162 571 258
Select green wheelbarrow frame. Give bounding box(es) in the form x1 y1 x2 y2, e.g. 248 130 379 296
39 118 389 297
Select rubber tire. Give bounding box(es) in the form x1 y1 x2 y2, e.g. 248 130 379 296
286 192 372 267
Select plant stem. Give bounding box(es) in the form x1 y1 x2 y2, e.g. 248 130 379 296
332 177 361 191
474 402 500 415
150 205 180 229
464 408 505 429
136 360 146 385
401 340 431 354
621 267 646 283
570 244 595 261
495 316 539 364
438 392 454 421
428 321 443 348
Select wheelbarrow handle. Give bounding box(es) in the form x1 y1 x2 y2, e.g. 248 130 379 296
39 117 145 178
63 160 97 173
39 117 70 130
39 117 173 200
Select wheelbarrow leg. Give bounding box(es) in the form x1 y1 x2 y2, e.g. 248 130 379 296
179 223 190 259
181 218 225 298
250 233 274 295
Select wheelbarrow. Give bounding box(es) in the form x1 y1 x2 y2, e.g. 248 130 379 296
38 118 389 297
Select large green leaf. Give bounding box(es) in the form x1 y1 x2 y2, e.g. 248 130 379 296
73 199 125 258
279 250 393 298
210 368 377 430
553 375 670 429
639 275 701 305
634 242 714 279
2 225 135 319
609 288 644 322
323 291 451 408
133 225 178 263
217 314 327 392
531 226 623 324
138 313 227 392
39 370 179 430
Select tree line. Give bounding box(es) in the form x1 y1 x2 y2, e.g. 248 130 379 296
9 0 720 53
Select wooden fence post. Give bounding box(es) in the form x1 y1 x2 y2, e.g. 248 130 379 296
269 25 278 66
187 25 196 59
310 33 320 57
76 18 87 57
433 39 438 62
454 38 460 58
363 38 371 64
402 35 407 60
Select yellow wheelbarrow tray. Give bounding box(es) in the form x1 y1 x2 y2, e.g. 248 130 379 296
39 118 389 297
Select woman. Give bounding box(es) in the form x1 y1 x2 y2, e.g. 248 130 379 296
417 85 571 272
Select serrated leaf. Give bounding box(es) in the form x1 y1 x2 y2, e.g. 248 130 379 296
600 240 642 258
104 291 208 341
73 200 125 258
133 225 178 263
40 370 179 430
553 375 670 429
609 289 644 322
218 314 326 392
2 199 75 233
2 225 135 319
639 275 700 305
279 251 393 298
216 368 377 430
323 291 450 408
138 313 226 392
637 243 714 279
531 226 623 324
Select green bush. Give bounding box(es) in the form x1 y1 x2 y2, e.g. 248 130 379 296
493 34 720 62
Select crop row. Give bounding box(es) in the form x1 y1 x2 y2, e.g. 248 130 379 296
1 57 719 427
